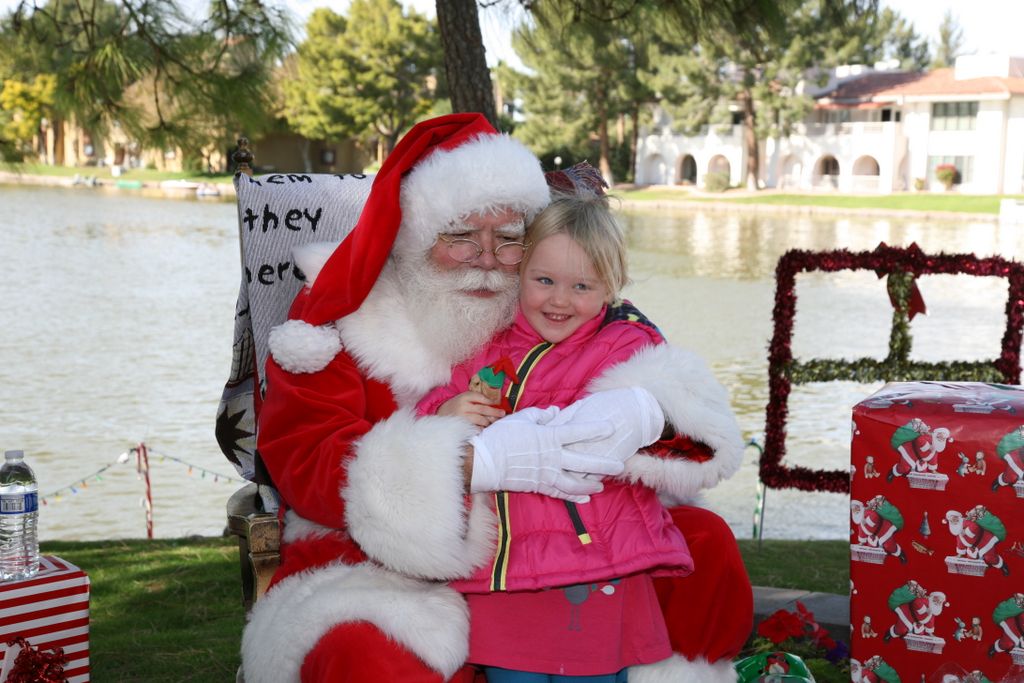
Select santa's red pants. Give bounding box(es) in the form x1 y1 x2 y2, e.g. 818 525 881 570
299 506 752 682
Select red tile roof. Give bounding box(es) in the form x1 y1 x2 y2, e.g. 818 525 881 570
820 71 927 101
876 68 1024 97
816 67 1024 105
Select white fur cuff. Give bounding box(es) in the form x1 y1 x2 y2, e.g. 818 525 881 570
590 344 744 500
343 409 496 579
268 319 343 374
241 562 470 682
629 654 737 683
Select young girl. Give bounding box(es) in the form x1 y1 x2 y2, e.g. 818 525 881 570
416 191 693 682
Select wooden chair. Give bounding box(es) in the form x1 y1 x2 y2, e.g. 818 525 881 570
217 138 372 611
226 483 280 612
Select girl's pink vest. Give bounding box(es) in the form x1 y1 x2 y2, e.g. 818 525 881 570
417 304 694 593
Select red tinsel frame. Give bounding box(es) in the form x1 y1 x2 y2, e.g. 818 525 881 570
762 243 1024 493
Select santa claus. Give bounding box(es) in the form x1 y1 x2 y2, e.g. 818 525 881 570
945 505 1009 575
885 580 947 640
240 114 749 682
992 426 1024 492
989 592 1024 657
887 418 951 482
852 495 907 563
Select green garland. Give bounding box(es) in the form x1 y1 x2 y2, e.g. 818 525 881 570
787 359 1006 384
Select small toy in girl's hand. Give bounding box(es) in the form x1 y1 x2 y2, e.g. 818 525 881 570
468 358 519 412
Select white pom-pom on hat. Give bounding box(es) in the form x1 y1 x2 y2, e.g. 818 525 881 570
268 319 343 374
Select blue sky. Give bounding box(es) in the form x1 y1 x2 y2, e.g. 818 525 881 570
326 0 1023 69
1 0 1020 67
879 0 1022 58
342 0 1021 68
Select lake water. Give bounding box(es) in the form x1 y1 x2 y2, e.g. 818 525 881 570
1 185 1020 542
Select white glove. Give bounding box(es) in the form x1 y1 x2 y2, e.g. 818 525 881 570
469 407 624 503
548 387 665 467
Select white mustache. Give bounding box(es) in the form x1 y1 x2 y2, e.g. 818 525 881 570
444 267 516 293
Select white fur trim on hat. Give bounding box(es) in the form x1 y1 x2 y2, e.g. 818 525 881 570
267 319 343 374
343 409 497 579
589 344 744 505
241 561 469 683
292 241 341 287
395 132 550 256
629 654 737 683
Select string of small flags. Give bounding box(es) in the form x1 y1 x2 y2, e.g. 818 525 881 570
39 442 246 506
143 446 247 485
40 459 121 506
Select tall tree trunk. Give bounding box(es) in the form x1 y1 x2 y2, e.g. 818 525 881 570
53 117 64 166
436 0 497 127
595 80 613 185
598 115 613 186
300 138 312 173
742 90 759 190
629 106 639 184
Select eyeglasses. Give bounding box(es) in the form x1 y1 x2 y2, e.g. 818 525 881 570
436 233 528 266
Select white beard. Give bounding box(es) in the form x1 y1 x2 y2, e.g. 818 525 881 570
395 256 518 368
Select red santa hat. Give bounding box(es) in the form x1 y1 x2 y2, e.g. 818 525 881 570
297 112 550 327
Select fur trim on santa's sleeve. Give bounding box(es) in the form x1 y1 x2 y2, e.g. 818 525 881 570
343 409 497 579
292 241 340 287
628 654 737 683
241 561 469 683
267 319 343 374
588 344 744 504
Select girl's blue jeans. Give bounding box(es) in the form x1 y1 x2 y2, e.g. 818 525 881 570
482 667 628 683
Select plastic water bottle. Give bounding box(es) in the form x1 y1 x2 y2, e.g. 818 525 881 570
0 450 40 581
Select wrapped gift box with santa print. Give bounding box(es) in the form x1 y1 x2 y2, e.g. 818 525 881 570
850 382 1024 682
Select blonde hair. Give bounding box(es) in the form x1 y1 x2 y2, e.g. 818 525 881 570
522 192 628 297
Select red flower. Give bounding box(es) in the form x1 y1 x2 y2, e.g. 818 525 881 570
795 601 817 627
757 609 805 644
812 628 837 651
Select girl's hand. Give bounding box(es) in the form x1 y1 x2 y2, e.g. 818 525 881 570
438 391 507 428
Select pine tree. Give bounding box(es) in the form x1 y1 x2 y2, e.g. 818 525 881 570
0 0 291 166
283 0 443 164
649 0 924 190
931 10 965 69
510 3 653 184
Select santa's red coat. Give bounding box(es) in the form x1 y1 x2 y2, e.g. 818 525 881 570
240 263 751 683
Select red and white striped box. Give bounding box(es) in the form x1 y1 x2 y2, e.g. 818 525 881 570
0 555 90 682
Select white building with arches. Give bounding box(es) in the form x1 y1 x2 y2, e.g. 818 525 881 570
635 54 1024 195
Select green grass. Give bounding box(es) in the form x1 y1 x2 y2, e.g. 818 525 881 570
38 536 847 681
41 537 244 682
0 162 233 184
620 187 1022 214
738 539 848 594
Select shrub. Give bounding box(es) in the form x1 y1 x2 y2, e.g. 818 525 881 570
704 170 731 192
935 163 959 189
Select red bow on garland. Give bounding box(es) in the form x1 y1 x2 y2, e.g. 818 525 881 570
876 241 927 320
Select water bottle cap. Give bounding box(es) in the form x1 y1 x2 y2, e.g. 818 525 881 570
4 450 24 461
